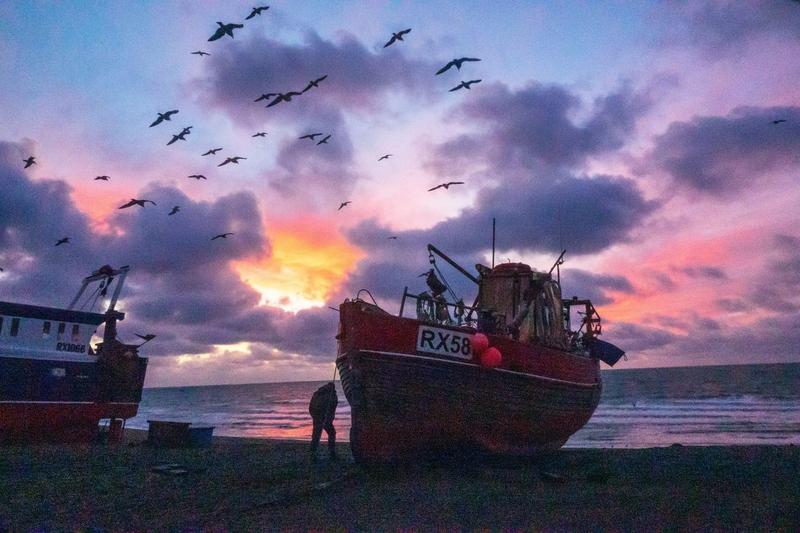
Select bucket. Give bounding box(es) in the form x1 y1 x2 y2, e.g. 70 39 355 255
147 420 191 447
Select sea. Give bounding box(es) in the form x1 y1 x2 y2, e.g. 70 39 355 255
127 362 800 448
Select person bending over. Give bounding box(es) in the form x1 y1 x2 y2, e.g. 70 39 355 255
309 382 338 461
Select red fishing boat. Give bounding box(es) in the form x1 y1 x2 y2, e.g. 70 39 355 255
336 244 624 463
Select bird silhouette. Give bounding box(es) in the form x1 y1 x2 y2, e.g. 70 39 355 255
211 232 234 240
301 75 328 93
191 50 210 56
168 206 180 216
55 237 70 246
317 134 331 145
299 132 323 140
771 119 787 124
202 148 223 156
167 126 192 145
149 110 179 127
449 79 482 92
384 29 411 48
338 201 351 210
252 132 268 137
266 92 302 107
254 93 279 102
0 267 3 272
95 175 110 181
245 6 270 19
119 198 157 209
218 156 247 167
436 57 481 75
378 154 392 161
208 22 244 41
188 174 207 180
23 156 36 168
388 236 399 240
428 181 465 191
135 333 157 342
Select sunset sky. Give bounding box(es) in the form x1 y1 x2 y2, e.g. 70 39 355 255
1 1 799 387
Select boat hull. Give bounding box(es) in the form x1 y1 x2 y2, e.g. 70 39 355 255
336 301 602 463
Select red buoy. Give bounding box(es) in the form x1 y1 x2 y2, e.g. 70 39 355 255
472 333 490 355
480 346 502 368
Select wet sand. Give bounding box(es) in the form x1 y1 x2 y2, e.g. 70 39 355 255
0 431 797 531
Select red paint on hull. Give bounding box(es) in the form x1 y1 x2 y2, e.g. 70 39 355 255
0 402 139 443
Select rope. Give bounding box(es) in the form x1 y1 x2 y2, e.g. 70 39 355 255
432 260 459 302
79 284 102 311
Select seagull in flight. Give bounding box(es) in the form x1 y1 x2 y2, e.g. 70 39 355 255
254 93 279 102
218 156 247 167
191 50 210 57
167 126 192 145
168 206 180 216
771 119 787 125
388 236 399 240
23 156 36 168
428 181 465 192
135 333 157 344
301 75 328 93
95 175 110 181
188 174 207 180
317 134 331 145
338 201 351 211
245 6 270 19
384 28 411 48
252 132 268 137
378 154 392 161
266 92 302 107
149 110 179 127
208 22 244 41
436 57 481 75
449 79 482 92
119 198 157 209
211 232 234 240
202 148 223 156
299 132 323 141
55 237 70 246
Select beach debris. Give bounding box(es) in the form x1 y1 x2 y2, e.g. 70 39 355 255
539 470 567 483
152 463 188 475
586 468 612 484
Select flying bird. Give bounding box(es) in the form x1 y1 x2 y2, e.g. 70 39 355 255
23 156 36 168
245 6 270 19
384 28 411 48
118 198 157 209
388 236 399 240
167 126 192 145
435 57 481 75
378 154 392 161
149 110 179 127
55 237 70 246
95 175 110 181
135 333 157 343
317 134 331 145
299 132 323 140
208 22 244 41
188 174 207 180
202 148 222 156
252 132 268 137
301 75 328 93
449 79 482 92
771 119 787 124
191 50 210 56
218 156 247 167
254 93 279 102
428 181 465 192
168 206 180 216
211 232 234 240
338 201 351 211
266 91 302 107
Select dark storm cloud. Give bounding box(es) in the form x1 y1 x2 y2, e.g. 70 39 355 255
675 265 728 281
196 32 439 125
647 106 800 195
609 322 678 353
429 81 652 173
561 269 634 306
746 233 800 312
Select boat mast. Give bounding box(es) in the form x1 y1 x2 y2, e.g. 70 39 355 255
67 265 130 312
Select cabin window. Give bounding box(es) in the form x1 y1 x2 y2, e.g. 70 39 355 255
57 322 66 340
42 321 52 338
71 324 80 342
10 318 20 337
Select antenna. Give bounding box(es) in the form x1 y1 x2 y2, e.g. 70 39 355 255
491 217 496 268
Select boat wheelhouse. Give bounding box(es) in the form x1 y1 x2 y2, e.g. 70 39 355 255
336 244 624 463
0 265 148 443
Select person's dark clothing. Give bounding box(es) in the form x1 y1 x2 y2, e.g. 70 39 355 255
309 382 338 459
